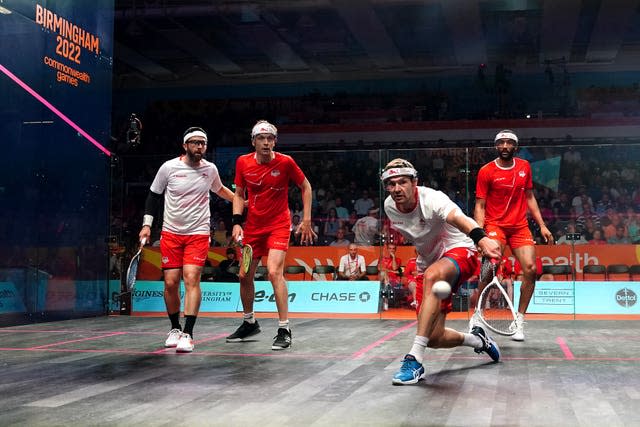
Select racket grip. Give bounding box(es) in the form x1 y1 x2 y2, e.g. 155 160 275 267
140 237 147 246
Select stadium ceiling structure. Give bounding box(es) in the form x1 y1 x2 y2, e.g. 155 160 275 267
113 0 640 88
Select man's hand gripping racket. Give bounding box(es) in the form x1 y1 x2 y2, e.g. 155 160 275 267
475 258 518 336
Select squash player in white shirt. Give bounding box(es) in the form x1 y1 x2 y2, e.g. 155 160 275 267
139 127 235 353
381 158 502 385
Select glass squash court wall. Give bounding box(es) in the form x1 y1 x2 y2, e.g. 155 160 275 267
0 1 114 326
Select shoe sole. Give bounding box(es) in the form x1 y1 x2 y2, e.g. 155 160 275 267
392 372 426 385
226 329 261 342
164 343 178 348
271 343 291 350
176 347 193 353
511 335 525 342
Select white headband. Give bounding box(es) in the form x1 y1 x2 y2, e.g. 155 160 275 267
183 130 208 144
494 131 518 143
380 167 418 182
251 122 277 138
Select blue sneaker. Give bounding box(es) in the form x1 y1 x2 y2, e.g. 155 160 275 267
471 326 500 362
392 354 426 385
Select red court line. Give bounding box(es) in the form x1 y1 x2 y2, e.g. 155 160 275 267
351 320 417 359
555 337 575 360
0 329 167 335
29 332 128 349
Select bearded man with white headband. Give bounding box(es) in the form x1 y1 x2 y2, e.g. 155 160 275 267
472 129 554 341
381 158 502 385
139 126 235 353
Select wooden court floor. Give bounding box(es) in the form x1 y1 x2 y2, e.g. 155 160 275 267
1 315 639 426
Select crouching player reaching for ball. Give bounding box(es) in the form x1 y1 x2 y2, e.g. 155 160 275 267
381 159 503 385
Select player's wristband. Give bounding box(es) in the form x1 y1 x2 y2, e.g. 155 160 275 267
469 227 487 245
142 215 153 228
232 214 243 226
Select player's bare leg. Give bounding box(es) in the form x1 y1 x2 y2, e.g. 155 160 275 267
226 259 262 343
511 245 536 341
163 268 183 348
267 249 292 350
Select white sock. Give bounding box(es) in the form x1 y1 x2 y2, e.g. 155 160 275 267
278 320 290 330
408 336 429 363
243 312 255 324
462 333 483 350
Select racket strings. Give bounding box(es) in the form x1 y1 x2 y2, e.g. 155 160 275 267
480 281 516 335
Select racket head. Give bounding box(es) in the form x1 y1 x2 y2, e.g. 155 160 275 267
125 253 140 292
477 277 517 336
241 244 253 274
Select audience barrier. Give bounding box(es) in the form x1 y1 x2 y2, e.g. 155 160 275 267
137 245 640 281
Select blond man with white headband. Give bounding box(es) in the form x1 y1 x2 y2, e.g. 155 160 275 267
381 158 502 385
227 120 316 350
139 127 235 352
473 129 554 341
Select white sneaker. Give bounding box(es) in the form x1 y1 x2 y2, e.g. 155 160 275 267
164 328 182 348
468 311 481 333
176 333 194 353
511 313 525 341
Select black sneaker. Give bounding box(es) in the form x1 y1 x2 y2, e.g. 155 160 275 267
226 320 261 342
271 328 292 350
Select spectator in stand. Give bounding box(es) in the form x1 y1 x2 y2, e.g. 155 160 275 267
354 190 375 217
345 210 358 241
403 248 419 308
556 222 588 245
588 229 607 245
322 207 342 244
217 248 240 282
334 196 350 221
212 219 230 247
576 203 600 236
380 243 403 288
290 201 303 223
571 186 593 216
595 192 613 216
337 243 366 280
353 208 379 245
329 228 351 247
626 209 640 243
580 217 598 241
290 214 302 246
607 224 631 244
552 192 572 226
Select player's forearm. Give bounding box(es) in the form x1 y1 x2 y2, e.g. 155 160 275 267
232 187 245 216
473 199 486 228
217 185 235 203
299 178 313 222
526 193 546 227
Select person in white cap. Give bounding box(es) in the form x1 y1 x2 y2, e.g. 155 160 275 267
381 158 502 385
472 129 554 341
227 120 316 350
139 127 235 353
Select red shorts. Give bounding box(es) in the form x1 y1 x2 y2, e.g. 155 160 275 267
415 247 479 314
485 223 534 249
243 226 290 258
160 231 209 269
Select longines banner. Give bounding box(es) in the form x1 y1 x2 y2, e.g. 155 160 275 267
131 281 381 314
